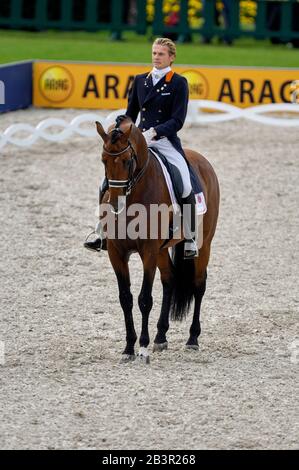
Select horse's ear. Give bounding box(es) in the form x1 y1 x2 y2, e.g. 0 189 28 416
119 123 132 142
95 121 107 142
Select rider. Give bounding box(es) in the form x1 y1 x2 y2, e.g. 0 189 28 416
84 37 198 258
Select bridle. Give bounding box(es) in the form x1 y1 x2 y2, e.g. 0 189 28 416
103 128 149 196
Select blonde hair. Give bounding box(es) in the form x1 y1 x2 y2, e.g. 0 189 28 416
153 38 176 62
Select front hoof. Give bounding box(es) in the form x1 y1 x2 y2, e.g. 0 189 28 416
185 344 199 351
137 347 150 364
120 354 136 363
153 342 168 352
137 353 150 364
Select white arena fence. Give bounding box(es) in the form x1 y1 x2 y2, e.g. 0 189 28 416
0 101 299 150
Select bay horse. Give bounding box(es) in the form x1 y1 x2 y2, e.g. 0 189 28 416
95 117 220 363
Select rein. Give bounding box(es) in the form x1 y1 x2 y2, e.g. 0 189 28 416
103 139 149 196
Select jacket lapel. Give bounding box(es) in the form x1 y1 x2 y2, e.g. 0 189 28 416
143 75 165 105
142 70 174 105
142 73 154 103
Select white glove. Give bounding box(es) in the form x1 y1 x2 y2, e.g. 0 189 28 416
142 127 157 146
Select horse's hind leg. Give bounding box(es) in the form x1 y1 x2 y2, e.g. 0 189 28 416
186 270 207 350
153 282 172 352
186 241 211 349
108 246 137 361
153 251 173 352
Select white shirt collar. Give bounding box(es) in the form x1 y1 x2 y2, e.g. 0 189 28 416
151 66 171 85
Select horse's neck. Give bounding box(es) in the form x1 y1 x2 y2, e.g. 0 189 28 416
133 148 168 205
135 137 148 169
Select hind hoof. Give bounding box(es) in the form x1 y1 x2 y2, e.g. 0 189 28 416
153 342 168 352
185 344 199 351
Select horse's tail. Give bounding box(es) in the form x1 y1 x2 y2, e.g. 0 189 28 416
170 241 195 321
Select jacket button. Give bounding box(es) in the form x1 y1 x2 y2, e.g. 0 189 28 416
142 118 145 121
156 120 159 123
143 128 146 131
158 109 162 113
142 107 146 111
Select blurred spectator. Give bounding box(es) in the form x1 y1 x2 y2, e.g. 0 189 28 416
126 0 137 25
266 1 282 44
164 9 180 41
266 1 299 48
221 0 233 45
202 0 233 45
291 2 299 48
163 6 192 42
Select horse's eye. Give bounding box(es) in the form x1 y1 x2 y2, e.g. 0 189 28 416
123 160 130 169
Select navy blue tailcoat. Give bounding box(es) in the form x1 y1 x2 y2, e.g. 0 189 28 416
126 71 189 157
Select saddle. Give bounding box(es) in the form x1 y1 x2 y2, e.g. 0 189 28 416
149 148 203 207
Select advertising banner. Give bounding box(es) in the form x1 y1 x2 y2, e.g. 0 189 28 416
33 61 299 110
0 61 32 113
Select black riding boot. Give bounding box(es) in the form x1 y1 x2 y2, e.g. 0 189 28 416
181 190 198 259
84 178 108 252
84 236 107 252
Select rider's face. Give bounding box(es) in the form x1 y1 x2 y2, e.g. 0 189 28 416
152 45 174 69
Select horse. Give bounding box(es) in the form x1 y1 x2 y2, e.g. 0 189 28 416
95 116 220 363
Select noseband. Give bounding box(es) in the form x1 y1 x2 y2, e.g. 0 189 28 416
103 129 149 196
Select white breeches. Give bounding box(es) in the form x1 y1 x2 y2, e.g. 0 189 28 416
149 138 192 198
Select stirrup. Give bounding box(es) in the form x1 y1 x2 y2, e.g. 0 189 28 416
84 231 106 252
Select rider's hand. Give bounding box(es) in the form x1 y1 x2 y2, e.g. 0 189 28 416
115 115 128 127
142 127 157 146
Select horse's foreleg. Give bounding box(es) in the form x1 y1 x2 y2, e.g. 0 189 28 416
108 246 137 361
153 252 173 352
137 252 157 363
117 272 137 359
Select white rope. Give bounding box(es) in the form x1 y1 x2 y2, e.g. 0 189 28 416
186 101 299 127
0 103 298 150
